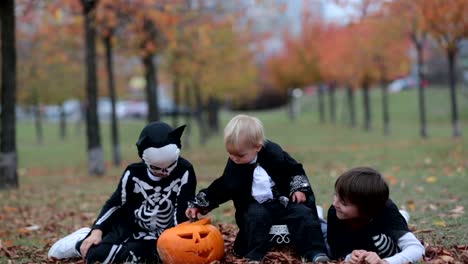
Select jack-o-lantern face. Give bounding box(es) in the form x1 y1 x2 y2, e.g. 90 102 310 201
157 218 225 264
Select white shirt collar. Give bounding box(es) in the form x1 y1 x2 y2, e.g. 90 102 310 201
147 169 162 181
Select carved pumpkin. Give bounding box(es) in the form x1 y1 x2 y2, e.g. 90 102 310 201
157 218 225 264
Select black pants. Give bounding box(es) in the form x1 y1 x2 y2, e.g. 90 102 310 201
75 226 159 264
240 200 327 261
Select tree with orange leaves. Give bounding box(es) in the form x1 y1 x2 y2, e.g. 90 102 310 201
299 11 331 124
421 0 468 138
317 23 358 127
120 1 183 122
164 2 259 144
332 0 410 133
389 0 430 138
17 1 84 144
265 25 322 122
364 9 411 136
96 0 123 166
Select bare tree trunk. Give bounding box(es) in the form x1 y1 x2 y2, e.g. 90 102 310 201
76 101 85 136
0 0 18 189
82 0 105 176
288 88 296 121
447 49 461 137
362 80 371 132
104 34 121 166
141 17 160 123
59 103 67 140
346 85 356 128
193 81 208 145
378 60 390 136
143 54 160 122
32 89 43 144
206 95 220 134
183 83 192 149
328 82 336 124
172 77 180 128
415 41 428 138
381 79 390 136
318 85 326 123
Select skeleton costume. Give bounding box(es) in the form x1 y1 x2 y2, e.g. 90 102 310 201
77 122 196 264
189 140 328 261
327 200 425 264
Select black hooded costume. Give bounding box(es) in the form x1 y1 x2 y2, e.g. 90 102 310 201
189 140 327 261
76 122 196 263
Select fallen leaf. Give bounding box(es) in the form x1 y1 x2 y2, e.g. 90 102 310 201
4 240 13 247
406 200 416 212
385 175 398 185
415 186 424 193
450 206 464 215
2 206 18 213
439 255 454 262
17 228 31 234
433 220 446 227
414 228 433 234
425 176 438 183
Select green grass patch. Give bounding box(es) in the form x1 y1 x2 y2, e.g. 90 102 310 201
0 87 467 263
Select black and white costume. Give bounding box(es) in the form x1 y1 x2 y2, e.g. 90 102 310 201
77 122 196 263
189 140 328 261
327 199 425 264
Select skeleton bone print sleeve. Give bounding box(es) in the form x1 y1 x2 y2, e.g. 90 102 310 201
92 167 132 232
174 159 197 224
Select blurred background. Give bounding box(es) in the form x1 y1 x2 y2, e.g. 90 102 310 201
1 0 467 179
0 0 467 261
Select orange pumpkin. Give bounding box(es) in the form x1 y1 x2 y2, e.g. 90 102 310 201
157 218 225 264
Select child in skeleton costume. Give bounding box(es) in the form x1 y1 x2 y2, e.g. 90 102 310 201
327 167 424 264
48 122 197 264
186 114 329 263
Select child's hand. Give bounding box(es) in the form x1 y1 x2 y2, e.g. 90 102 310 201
349 250 387 264
80 229 102 259
291 191 306 203
185 207 200 220
362 251 387 264
349 249 367 263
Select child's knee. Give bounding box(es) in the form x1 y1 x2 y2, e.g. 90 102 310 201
85 245 112 263
244 204 272 225
291 203 314 216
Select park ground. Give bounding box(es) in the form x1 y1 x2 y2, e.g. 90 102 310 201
0 87 467 263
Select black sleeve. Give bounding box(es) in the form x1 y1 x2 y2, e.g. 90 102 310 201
189 160 233 214
384 200 410 241
92 168 131 232
281 150 313 195
327 206 346 259
327 205 350 260
175 163 197 224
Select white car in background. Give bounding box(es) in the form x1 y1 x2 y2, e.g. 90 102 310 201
388 76 417 93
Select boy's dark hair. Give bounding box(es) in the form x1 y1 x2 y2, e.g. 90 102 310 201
335 167 389 217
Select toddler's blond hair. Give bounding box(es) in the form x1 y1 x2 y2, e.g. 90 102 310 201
224 114 265 149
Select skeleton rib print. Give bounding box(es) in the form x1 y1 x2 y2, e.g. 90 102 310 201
133 170 189 233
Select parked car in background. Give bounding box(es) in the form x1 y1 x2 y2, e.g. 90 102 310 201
97 98 130 119
388 76 418 93
123 100 148 119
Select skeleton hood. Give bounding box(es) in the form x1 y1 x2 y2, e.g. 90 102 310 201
136 122 186 158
